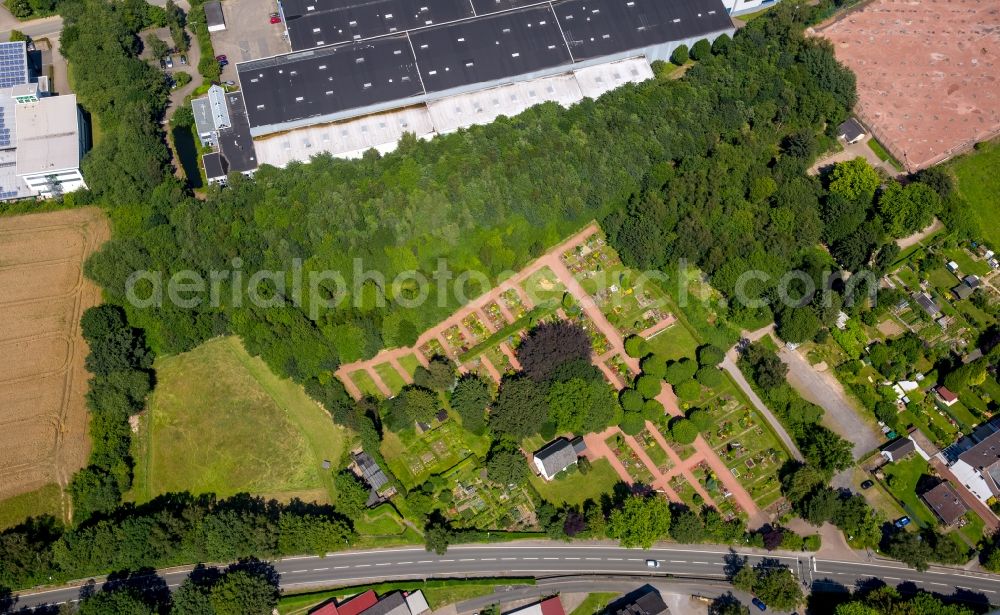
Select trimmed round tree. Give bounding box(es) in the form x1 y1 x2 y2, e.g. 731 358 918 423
690 38 711 61
695 366 724 388
697 344 725 367
688 409 712 432
642 399 664 421
624 335 649 359
670 418 698 444
664 358 697 384
711 33 731 55
674 379 701 402
620 388 645 413
620 411 646 436
640 354 668 378
635 374 662 399
670 44 689 66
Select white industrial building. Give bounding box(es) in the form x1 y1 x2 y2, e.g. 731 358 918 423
0 42 87 200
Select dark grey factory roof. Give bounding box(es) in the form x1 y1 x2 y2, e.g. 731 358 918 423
216 91 258 173
246 0 732 132
280 0 474 51
554 0 730 61
238 35 423 129
409 5 571 92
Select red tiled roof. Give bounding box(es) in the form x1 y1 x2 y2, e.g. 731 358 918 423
937 386 958 402
339 590 379 615
310 602 339 615
540 597 566 615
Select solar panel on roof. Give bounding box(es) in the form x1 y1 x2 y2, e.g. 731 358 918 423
0 42 28 88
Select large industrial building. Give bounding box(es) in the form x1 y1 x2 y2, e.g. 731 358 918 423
0 42 87 200
204 0 735 179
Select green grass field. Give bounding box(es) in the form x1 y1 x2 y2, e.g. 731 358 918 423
528 458 623 506
881 455 938 527
374 362 407 395
644 321 699 361
351 370 385 398
132 337 346 504
397 354 421 377
570 593 621 615
0 483 62 530
949 138 1000 248
867 138 903 171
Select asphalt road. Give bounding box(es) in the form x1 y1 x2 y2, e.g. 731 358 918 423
9 542 1000 612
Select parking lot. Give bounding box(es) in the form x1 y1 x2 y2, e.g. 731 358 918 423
211 0 289 81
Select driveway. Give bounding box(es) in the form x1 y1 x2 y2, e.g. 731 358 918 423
776 344 883 461
808 134 902 178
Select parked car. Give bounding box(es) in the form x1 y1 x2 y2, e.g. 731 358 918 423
179 54 187 65
894 516 911 529
216 54 227 62
218 58 229 67
645 559 660 569
270 12 282 23
159 58 167 69
861 480 874 490
165 56 174 69
751 597 767 612
224 80 236 86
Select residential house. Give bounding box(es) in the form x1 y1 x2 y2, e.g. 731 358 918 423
311 590 430 615
611 590 669 615
921 481 969 526
881 437 916 463
532 437 586 480
941 424 1000 503
952 283 974 301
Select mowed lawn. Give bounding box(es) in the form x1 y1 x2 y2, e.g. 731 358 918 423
133 337 346 504
949 138 1000 248
528 458 623 506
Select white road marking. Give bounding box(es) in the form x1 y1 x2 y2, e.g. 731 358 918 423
314 568 328 572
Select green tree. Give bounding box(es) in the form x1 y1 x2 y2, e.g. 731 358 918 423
77 587 157 615
486 438 527 485
732 564 803 611
450 374 492 435
694 366 724 388
620 411 646 436
828 157 880 205
664 358 697 384
490 376 547 437
635 374 662 399
424 517 455 555
640 354 668 378
209 570 279 615
414 356 456 391
674 379 701 402
688 409 712 432
697 345 725 367
669 507 705 542
145 33 169 59
172 577 214 615
877 181 940 238
776 307 822 344
670 418 699 444
607 494 672 548
333 471 369 516
624 335 649 358
710 33 731 55
8 30 28 43
670 44 689 65
690 38 711 61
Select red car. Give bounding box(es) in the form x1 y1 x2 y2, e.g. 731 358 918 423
270 13 281 23
215 54 227 62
